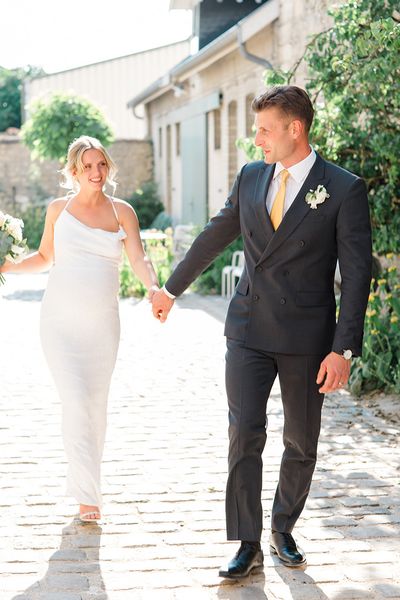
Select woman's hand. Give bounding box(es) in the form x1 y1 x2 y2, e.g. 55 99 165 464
148 284 160 302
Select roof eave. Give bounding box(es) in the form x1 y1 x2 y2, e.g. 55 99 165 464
128 0 279 110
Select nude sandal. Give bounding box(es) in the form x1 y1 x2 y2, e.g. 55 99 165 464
79 511 101 523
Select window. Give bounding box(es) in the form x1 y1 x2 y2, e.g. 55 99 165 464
246 93 255 137
228 101 238 189
158 127 162 157
214 109 221 150
176 122 181 156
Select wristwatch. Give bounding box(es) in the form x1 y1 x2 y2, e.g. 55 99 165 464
342 349 352 360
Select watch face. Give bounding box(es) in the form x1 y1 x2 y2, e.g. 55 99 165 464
343 350 352 360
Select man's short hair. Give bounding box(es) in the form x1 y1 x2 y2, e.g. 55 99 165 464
251 86 314 132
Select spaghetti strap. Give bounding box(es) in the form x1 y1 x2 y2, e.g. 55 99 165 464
109 197 120 226
63 194 75 212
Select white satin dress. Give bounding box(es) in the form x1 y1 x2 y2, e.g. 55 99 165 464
40 198 126 508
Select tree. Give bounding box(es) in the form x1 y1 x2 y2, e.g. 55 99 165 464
0 65 45 132
238 0 400 254
0 68 22 130
21 92 114 162
302 0 400 255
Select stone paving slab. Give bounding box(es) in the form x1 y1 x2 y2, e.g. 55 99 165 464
0 273 400 599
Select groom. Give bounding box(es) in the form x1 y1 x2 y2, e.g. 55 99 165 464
152 86 372 578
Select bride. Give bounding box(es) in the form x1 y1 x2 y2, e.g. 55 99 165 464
0 135 160 522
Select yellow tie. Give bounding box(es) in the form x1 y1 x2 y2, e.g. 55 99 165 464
270 169 290 230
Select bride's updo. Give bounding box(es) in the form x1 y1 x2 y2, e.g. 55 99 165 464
60 135 118 193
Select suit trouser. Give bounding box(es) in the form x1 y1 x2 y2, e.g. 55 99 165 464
225 338 325 541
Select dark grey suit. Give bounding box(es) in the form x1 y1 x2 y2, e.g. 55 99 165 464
166 153 372 540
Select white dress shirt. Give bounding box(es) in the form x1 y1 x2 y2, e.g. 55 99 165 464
164 148 317 299
266 147 316 217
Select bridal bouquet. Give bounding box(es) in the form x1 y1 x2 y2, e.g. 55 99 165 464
0 210 28 285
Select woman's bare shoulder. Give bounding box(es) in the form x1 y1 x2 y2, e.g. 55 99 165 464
46 197 69 221
113 198 138 219
48 197 69 210
113 198 134 211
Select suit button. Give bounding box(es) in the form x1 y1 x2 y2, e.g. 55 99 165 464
280 298 286 305
253 295 259 301
283 270 289 276
256 266 263 272
248 230 253 237
299 240 305 247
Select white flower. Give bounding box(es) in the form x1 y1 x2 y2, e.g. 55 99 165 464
11 244 26 255
6 217 24 241
305 185 330 209
8 252 25 264
0 211 6 228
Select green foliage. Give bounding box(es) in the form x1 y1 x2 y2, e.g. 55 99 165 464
303 0 400 254
193 236 243 295
18 203 47 250
0 68 22 131
151 211 172 231
119 230 173 298
350 257 400 395
238 0 400 254
236 137 263 162
125 181 164 229
0 66 46 132
21 92 114 162
235 0 400 395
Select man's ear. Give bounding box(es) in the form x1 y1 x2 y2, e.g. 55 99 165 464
290 119 304 139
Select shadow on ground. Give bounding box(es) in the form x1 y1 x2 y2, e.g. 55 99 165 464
12 519 107 599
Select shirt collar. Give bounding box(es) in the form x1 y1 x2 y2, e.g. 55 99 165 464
273 146 316 183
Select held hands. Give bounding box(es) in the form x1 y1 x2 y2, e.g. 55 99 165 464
151 288 175 323
317 352 351 394
147 285 160 303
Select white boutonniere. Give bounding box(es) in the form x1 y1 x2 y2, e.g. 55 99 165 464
305 185 330 209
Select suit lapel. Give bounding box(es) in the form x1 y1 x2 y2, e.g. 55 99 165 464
253 163 275 238
256 153 329 264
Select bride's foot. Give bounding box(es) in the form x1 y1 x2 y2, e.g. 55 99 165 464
79 504 101 522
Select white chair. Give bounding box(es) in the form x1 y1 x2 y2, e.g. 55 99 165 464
231 251 245 293
221 251 244 298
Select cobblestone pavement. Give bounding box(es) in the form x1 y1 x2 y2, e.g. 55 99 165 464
0 274 399 600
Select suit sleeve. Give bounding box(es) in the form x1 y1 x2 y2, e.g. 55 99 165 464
165 166 244 297
332 177 372 357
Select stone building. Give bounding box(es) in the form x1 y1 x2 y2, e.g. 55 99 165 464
128 0 335 226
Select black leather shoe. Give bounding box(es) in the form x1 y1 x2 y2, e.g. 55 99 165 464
269 531 306 567
219 542 264 579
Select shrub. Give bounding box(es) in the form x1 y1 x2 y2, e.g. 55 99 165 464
21 92 114 162
125 181 164 229
119 229 173 298
12 202 47 251
151 211 172 231
349 256 400 395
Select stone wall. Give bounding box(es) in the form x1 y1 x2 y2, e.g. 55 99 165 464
0 134 153 211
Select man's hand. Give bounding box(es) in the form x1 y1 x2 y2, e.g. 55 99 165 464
316 352 351 394
151 288 175 323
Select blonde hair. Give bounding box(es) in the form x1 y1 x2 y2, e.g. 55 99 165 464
60 135 118 194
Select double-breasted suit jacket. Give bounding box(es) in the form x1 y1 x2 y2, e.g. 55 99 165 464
166 152 372 356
